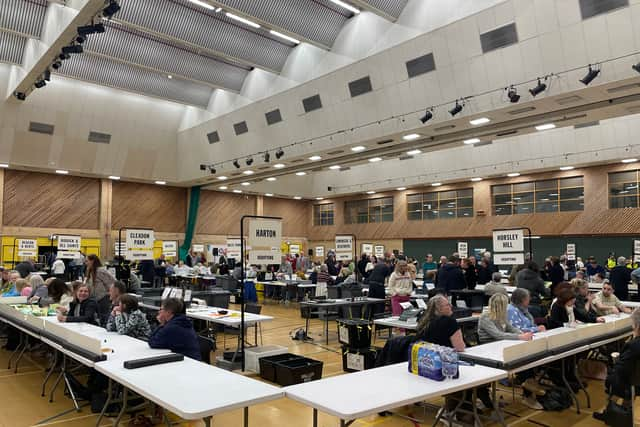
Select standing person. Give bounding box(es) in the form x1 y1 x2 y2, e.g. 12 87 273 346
476 258 492 285
609 256 632 301
148 298 200 360
421 254 437 275
548 257 565 295
436 256 465 295
56 284 98 324
515 261 548 317
367 258 391 314
387 260 413 316
106 294 151 339
357 254 369 279
84 254 116 301
461 257 477 289
52 256 66 280
325 253 338 276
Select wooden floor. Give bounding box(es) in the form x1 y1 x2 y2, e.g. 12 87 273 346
0 300 636 427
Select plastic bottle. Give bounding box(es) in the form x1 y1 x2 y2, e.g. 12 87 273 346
441 348 459 380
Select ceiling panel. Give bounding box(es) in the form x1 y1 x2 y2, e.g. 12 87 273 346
0 32 26 64
117 0 293 72
85 23 250 91
0 0 47 38
58 54 215 108
363 0 408 19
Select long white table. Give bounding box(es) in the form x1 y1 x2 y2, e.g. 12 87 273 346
285 362 508 427
185 305 273 327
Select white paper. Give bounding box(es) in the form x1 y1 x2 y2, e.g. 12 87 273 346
416 298 427 309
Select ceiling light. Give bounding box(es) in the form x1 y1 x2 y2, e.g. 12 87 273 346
241 182 251 186
62 44 83 55
463 138 480 145
265 193 273 197
315 197 324 200
275 148 284 159
351 145 366 152
246 157 254 166
295 171 307 176
471 177 483 182
155 180 166 185
431 182 442 187
419 109 433 124
226 12 260 28
233 189 242 193
266 177 277 181
243 170 254 175
366 191 376 194
217 176 227 180
55 170 69 175
263 152 270 162
219 186 228 190
580 65 600 86
396 187 407 191
233 160 241 169
167 75 173 79
529 78 547 97
329 165 341 170
402 134 420 141
449 100 463 117
535 123 556 131
273 163 285 169
309 155 322 161
470 117 490 126
368 157 382 163
108 175 120 180
507 86 520 103
188 0 214 10
328 0 360 14
269 30 300 44
507 173 521 177
407 149 421 155
622 158 638 164
559 166 574 171
0 164 8 168
293 196 302 200
102 1 121 18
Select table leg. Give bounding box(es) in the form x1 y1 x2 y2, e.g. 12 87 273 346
49 355 66 403
114 387 129 426
492 381 507 427
13 333 28 373
63 370 81 411
243 407 249 427
312 408 318 427
573 354 591 408
42 350 58 397
325 308 329 345
561 359 580 413
471 387 483 427
203 416 212 427
304 307 310 339
7 330 24 369
96 378 113 427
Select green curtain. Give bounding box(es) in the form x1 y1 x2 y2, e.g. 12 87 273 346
179 186 201 261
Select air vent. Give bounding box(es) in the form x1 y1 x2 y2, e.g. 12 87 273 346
480 23 518 53
265 109 282 125
558 114 588 122
302 94 322 113
607 83 640 94
579 0 628 19
29 121 54 135
207 131 220 144
472 141 493 147
406 53 436 78
398 155 412 160
233 121 248 135
377 139 394 145
257 166 271 170
574 121 600 129
327 150 344 155
507 106 536 115
556 95 584 105
231 172 242 177
434 124 456 132
348 76 372 98
88 131 111 144
496 130 518 137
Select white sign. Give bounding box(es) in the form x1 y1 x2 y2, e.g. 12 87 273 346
566 243 576 261
362 244 373 255
492 229 525 253
17 239 37 257
634 240 640 255
114 241 127 257
248 250 281 265
226 238 242 259
289 244 300 255
336 252 352 261
335 235 353 253
192 244 204 253
494 253 525 265
346 353 365 371
125 229 155 261
248 219 282 249
57 235 81 251
162 241 177 257
374 245 385 258
457 242 468 259
315 246 324 257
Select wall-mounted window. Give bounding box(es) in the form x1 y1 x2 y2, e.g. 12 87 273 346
609 170 640 208
344 197 393 224
492 176 584 215
407 189 473 220
313 203 334 226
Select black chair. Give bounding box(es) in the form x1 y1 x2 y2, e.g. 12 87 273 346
198 335 216 365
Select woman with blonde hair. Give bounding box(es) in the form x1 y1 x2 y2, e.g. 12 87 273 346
387 260 413 316
478 293 533 344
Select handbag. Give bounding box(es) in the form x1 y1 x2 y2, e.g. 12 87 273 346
603 400 632 427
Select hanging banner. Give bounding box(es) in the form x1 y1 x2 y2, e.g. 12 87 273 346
17 239 37 257
494 253 525 265
192 244 204 253
492 229 525 252
374 245 385 258
457 242 468 259
566 243 576 261
362 244 373 255
57 235 81 259
315 246 325 257
226 238 242 259
162 241 177 257
125 229 155 260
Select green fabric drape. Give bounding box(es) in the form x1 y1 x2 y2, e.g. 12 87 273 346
179 186 201 261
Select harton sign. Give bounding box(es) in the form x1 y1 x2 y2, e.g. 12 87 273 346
248 219 281 249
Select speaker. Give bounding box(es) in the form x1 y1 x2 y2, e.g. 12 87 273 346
327 186 332 191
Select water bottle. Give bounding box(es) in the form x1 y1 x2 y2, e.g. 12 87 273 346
441 348 458 380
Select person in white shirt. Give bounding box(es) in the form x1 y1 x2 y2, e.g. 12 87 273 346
52 256 66 279
387 260 413 316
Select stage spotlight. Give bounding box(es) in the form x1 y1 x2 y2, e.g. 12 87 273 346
59 52 70 60
449 100 463 117
275 148 284 159
75 35 86 44
246 157 254 166
52 61 62 70
419 109 433 124
507 86 520 103
579 65 600 86
263 152 270 162
529 78 547 97
62 45 83 55
34 80 46 89
78 23 105 36
233 160 241 169
14 92 26 101
103 1 121 18
200 164 207 171
633 63 640 74
43 69 51 81
209 167 216 174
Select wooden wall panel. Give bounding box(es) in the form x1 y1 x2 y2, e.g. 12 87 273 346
112 182 186 232
263 198 310 237
3 170 99 229
196 190 255 235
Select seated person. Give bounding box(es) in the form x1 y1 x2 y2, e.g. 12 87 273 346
27 274 47 302
334 267 356 286
0 271 21 297
15 278 32 297
593 281 632 316
548 287 604 329
507 288 546 333
100 280 126 327
57 284 98 324
46 278 74 311
484 272 508 296
572 279 599 323
106 294 150 339
148 298 200 360
416 295 465 351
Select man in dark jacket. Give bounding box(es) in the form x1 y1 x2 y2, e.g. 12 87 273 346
149 298 201 361
609 256 632 301
367 259 391 315
436 256 465 294
15 260 35 278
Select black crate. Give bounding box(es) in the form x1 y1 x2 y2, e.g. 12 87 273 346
259 353 304 383
341 346 380 372
274 357 323 386
337 318 372 349
300 306 319 319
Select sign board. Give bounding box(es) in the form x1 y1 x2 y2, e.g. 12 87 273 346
492 229 525 253
566 243 576 261
248 250 281 265
315 246 324 258
634 240 640 257
192 244 204 253
289 244 300 255
58 235 81 259
457 242 468 259
17 239 37 257
248 219 281 249
162 241 177 257
494 253 525 265
336 252 353 261
374 245 385 258
362 244 373 255
125 229 155 261
335 235 354 261
226 238 242 259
